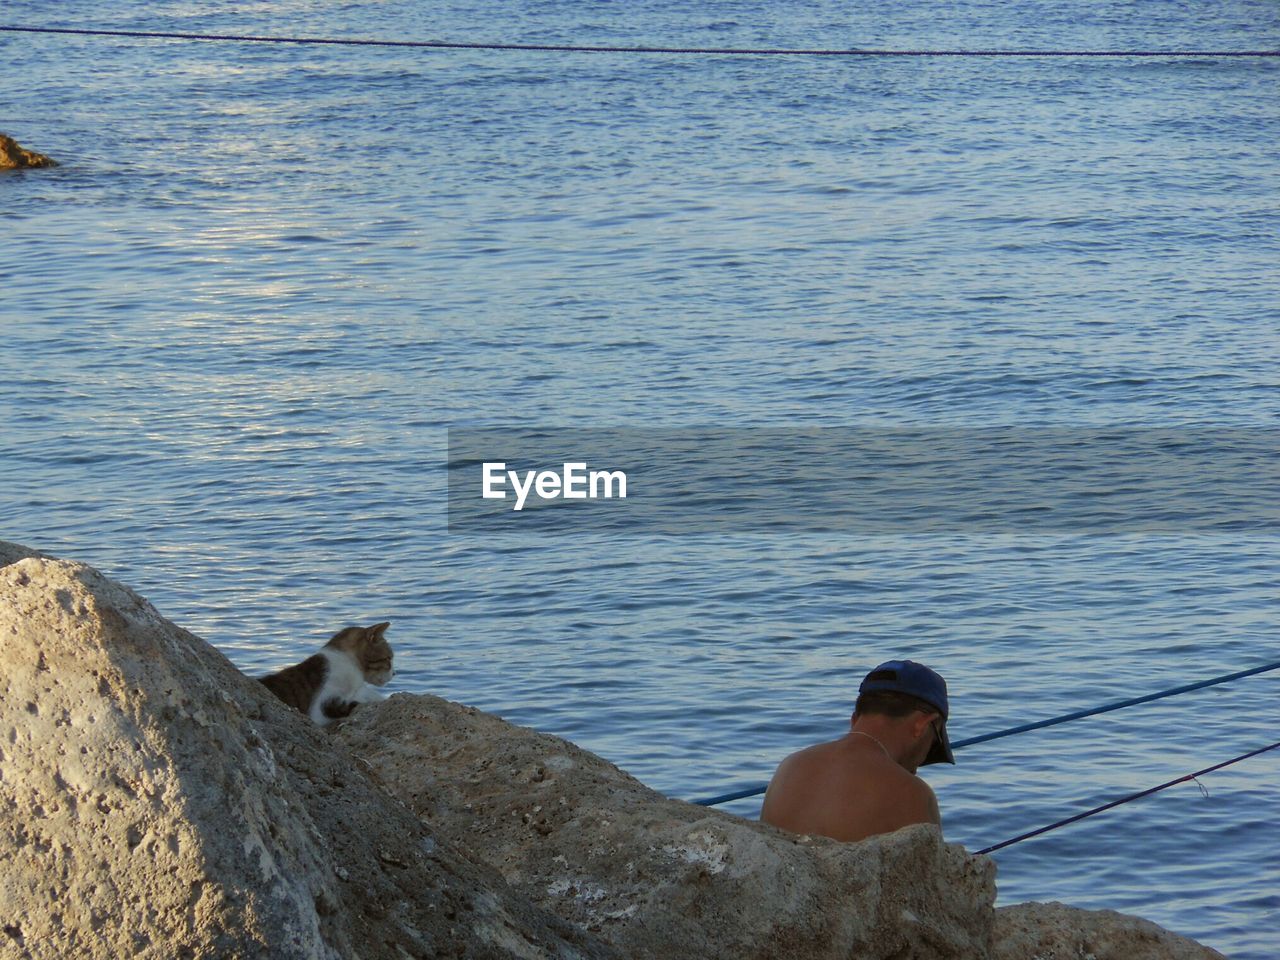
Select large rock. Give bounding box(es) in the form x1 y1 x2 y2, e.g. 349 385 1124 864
994 902 1225 960
0 134 56 170
0 544 1229 960
0 553 615 960
336 695 998 960
0 541 45 567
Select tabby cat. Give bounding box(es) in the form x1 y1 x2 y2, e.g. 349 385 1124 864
259 621 394 725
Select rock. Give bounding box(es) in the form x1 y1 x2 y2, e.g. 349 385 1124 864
336 695 998 960
0 540 46 567
0 553 616 960
994 901 1226 960
0 544 1230 960
0 134 57 170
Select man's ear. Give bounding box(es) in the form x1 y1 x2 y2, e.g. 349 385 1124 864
912 711 936 738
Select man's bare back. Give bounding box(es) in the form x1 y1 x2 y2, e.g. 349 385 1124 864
760 730 940 842
759 660 952 844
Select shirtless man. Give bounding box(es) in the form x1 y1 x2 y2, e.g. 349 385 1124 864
760 660 954 843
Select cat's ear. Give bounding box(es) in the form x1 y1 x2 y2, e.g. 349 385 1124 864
326 626 361 646
367 621 391 638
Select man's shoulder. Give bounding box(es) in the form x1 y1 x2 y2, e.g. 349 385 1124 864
900 771 941 824
782 737 847 764
770 738 847 782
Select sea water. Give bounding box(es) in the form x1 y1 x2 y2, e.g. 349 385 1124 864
2 1 1277 955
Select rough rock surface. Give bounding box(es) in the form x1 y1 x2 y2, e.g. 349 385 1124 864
0 550 615 960
337 695 997 960
0 134 57 170
994 902 1225 960
0 542 1229 960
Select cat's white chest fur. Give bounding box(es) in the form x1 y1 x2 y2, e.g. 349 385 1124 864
309 647 387 726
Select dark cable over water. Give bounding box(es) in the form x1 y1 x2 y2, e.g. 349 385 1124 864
1 24 1278 57
975 739 1280 855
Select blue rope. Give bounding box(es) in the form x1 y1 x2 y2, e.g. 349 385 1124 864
974 739 1280 855
692 659 1280 806
1 25 1278 57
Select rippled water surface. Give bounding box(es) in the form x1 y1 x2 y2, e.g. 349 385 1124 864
3 2 1278 956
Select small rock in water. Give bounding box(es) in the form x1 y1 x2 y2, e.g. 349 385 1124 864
0 133 57 169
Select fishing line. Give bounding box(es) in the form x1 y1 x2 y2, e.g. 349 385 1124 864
975 739 1280 855
1 25 1277 57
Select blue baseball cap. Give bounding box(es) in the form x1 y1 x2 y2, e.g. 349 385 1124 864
858 660 954 765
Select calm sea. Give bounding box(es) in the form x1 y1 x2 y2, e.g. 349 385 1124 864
2 2 1277 956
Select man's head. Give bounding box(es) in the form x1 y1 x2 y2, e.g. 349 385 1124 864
854 660 954 768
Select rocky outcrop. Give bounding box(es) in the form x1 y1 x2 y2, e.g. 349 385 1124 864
0 134 56 170
337 696 997 960
0 552 614 960
0 541 45 567
0 542 1227 959
994 902 1226 960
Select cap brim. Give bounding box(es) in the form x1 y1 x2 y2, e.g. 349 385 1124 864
923 721 955 766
